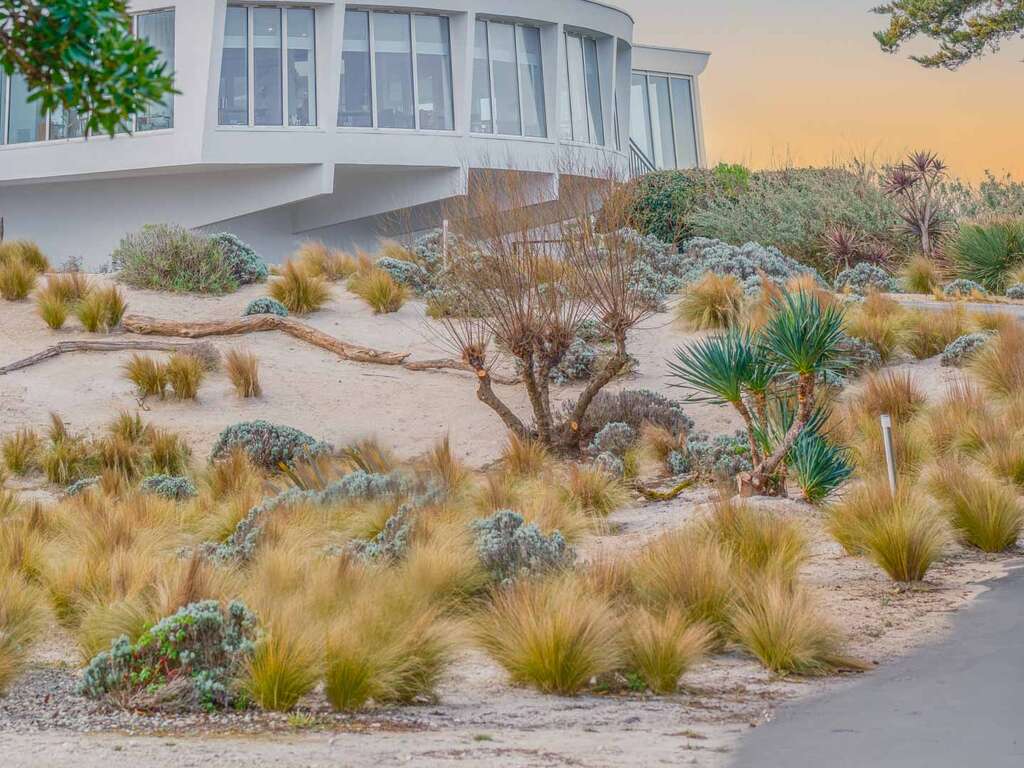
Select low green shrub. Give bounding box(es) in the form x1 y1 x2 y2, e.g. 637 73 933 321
112 224 238 294
243 297 288 317
207 233 268 285
951 220 1024 292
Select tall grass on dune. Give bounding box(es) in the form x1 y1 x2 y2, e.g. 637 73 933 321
851 369 927 425
268 260 331 315
476 576 622 695
243 623 321 712
860 489 949 582
165 352 205 400
0 574 50 694
924 460 1023 552
2 429 39 475
675 272 744 330
901 255 942 294
224 349 262 398
0 257 37 300
348 268 408 314
969 322 1024 397
624 608 713 694
700 496 807 582
0 240 49 273
36 291 69 329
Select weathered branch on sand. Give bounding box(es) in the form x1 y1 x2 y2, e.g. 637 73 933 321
0 339 219 376
122 314 408 366
403 358 521 385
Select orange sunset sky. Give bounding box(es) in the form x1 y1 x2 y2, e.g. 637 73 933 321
619 0 1024 182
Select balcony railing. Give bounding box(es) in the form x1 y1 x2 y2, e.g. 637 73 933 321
628 138 656 179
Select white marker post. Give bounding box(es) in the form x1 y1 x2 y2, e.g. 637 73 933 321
880 413 897 495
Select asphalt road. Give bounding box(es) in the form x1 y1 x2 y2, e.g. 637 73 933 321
731 563 1024 768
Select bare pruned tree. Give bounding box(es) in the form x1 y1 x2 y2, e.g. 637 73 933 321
437 160 653 453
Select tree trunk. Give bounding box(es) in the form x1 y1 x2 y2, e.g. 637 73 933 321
555 334 628 451
474 369 529 438
744 372 816 495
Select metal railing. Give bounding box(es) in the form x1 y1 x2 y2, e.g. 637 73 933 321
628 138 657 179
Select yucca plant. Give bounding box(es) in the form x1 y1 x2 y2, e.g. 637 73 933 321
951 219 1024 292
788 430 853 503
670 289 847 495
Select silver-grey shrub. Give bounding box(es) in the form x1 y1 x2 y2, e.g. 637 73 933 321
472 509 574 585
243 297 289 317
140 474 197 500
834 262 899 295
943 278 988 298
209 420 328 470
208 233 268 285
940 331 995 367
112 223 238 294
1005 283 1024 300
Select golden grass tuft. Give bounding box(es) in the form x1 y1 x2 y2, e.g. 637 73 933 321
901 255 942 294
624 608 713 693
39 437 89 485
630 528 734 638
851 369 927 425
324 591 456 710
35 291 69 329
75 596 154 661
108 411 150 444
501 432 550 477
75 285 127 332
0 240 48 273
96 434 145 481
0 574 50 694
847 485 949 582
224 348 262 398
339 437 397 474
842 302 904 362
348 268 408 314
924 460 1023 552
968 322 1024 397
204 445 260 501
900 306 969 359
165 352 205 400
43 271 91 303
0 257 37 300
2 429 39 475
422 435 469 492
243 623 321 712
676 272 743 330
561 463 630 517
826 476 904 555
700 496 807 582
294 240 357 281
476 575 622 695
376 239 417 262
123 353 167 399
268 260 332 315
910 379 990 457
732 579 857 675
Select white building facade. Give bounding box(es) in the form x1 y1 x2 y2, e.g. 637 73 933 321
0 0 709 267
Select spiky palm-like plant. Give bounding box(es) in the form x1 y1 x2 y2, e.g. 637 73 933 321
669 290 847 496
951 219 1024 292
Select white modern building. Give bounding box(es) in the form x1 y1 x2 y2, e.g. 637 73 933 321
0 0 709 268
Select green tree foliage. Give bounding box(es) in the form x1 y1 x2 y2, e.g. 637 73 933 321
0 0 176 135
874 0 1024 69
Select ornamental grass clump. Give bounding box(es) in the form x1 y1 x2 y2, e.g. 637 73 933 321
36 291 69 329
165 352 205 400
500 432 550 477
924 460 1023 552
700 497 807 582
561 463 630 517
76 285 128 332
268 260 331 315
969 323 1024 397
842 293 905 363
224 349 262 398
0 240 49 273
348 267 408 314
624 608 713 694
294 240 357 281
675 271 744 330
243 623 320 712
851 369 927 425
630 527 734 639
900 306 969 359
901 255 942 293
732 578 857 675
0 574 49 694
2 429 39 475
476 575 622 695
124 354 167 399
0 257 37 300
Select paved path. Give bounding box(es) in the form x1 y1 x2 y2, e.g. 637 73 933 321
732 563 1024 768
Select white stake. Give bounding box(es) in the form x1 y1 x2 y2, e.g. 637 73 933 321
880 413 897 495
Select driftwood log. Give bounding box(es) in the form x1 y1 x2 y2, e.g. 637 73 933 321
0 339 219 376
122 314 408 366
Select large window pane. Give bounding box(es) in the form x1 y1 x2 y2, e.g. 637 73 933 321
286 8 316 126
7 74 45 144
490 22 520 136
253 7 283 126
629 73 653 161
470 20 492 133
558 37 572 140
565 34 588 142
517 26 545 138
582 38 603 145
374 13 414 129
137 10 175 131
49 106 86 140
339 9 372 127
647 75 674 169
219 6 249 125
671 77 698 168
415 15 453 131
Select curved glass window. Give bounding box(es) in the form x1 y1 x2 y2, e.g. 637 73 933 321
218 5 317 127
629 71 699 169
470 19 546 138
339 10 454 131
136 10 176 131
559 31 605 145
